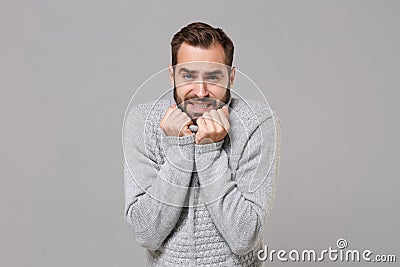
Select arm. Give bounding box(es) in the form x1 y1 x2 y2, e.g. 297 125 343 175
123 106 195 250
195 113 282 255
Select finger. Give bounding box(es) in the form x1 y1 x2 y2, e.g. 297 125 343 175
160 104 177 128
168 106 186 122
196 116 206 130
196 117 216 144
182 128 193 136
222 106 229 117
179 111 193 126
162 106 184 135
195 117 207 142
210 109 223 130
169 108 192 127
180 116 193 136
201 112 212 126
210 109 222 123
177 112 193 135
217 109 230 131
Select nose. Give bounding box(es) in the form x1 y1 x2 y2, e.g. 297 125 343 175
193 81 209 98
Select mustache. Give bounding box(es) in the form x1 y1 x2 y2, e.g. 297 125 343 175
185 95 215 102
186 97 216 104
177 97 217 109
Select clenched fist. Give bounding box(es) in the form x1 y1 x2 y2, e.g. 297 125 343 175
160 104 194 137
195 106 230 145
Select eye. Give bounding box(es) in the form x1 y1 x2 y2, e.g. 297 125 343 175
206 75 220 82
182 73 194 80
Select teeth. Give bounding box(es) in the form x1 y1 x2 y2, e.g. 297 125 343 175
194 104 207 108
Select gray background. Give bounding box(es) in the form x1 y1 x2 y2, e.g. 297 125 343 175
1 0 398 266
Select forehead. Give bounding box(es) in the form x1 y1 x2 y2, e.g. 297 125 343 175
174 61 229 74
176 42 226 65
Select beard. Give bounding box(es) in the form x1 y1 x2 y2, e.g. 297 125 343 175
173 88 231 121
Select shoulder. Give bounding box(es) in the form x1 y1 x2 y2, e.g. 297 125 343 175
229 98 278 135
125 99 171 126
123 100 171 163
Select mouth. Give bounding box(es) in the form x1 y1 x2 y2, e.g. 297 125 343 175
187 100 215 113
177 97 221 120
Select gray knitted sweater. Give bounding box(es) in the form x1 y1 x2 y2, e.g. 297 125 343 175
123 98 281 266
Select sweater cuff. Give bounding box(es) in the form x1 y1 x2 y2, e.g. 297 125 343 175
194 140 224 154
195 146 235 203
194 140 226 183
162 134 196 146
161 134 195 174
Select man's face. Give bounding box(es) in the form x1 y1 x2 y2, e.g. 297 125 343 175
169 42 235 120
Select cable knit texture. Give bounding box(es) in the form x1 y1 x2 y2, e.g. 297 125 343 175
123 98 282 266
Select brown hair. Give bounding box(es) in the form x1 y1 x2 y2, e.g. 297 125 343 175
170 22 234 66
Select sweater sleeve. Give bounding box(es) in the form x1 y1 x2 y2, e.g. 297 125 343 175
194 113 282 256
123 106 195 251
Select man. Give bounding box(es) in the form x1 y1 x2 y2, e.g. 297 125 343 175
123 22 281 266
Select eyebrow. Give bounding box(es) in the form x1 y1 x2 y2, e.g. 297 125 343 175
205 70 224 76
177 68 224 76
178 68 199 74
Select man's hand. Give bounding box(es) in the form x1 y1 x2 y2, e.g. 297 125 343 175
160 104 193 137
195 106 230 145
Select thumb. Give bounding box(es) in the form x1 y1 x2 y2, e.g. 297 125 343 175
222 106 229 117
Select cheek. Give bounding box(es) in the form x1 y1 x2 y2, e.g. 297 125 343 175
209 87 227 100
176 85 193 98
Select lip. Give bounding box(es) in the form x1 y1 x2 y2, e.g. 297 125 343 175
187 101 214 112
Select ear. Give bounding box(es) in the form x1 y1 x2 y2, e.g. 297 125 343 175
168 64 174 87
229 67 236 87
